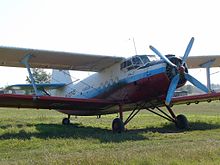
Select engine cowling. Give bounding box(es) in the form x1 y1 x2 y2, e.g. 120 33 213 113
166 55 188 87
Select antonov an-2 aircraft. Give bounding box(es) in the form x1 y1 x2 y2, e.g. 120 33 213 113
0 37 220 133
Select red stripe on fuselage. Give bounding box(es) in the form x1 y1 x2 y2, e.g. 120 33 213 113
98 73 170 103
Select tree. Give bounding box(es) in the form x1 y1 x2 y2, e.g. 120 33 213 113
26 68 51 84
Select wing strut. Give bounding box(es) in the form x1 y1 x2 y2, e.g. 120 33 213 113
200 59 215 91
21 54 40 96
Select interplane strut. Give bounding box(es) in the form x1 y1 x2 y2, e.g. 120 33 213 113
21 54 40 96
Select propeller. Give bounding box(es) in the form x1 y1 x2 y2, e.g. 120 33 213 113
149 37 209 105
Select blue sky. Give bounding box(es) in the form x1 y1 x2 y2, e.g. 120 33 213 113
0 0 220 86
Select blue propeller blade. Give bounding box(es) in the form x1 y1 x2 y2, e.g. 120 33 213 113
149 45 176 67
185 73 209 93
182 37 194 65
165 74 180 105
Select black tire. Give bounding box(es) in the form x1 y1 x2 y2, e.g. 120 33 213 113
62 118 70 125
112 118 125 133
175 114 189 129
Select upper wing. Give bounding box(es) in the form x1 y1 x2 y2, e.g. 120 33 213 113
187 55 220 68
0 46 124 72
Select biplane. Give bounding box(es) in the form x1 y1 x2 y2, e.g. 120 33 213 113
0 37 220 133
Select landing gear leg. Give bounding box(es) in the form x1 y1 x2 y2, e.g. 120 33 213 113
147 105 189 130
62 114 71 125
112 105 125 133
165 105 189 129
112 105 143 133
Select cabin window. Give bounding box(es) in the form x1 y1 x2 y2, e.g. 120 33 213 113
104 81 109 87
109 79 114 85
100 82 104 89
114 77 119 83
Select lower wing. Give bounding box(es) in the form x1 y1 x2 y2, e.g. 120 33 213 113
6 83 66 90
0 92 219 116
0 94 117 114
169 92 220 106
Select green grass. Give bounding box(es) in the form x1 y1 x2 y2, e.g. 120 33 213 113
0 102 220 165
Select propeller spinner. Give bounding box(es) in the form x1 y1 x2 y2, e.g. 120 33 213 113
150 37 209 105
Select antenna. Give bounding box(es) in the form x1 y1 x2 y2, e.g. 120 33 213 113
129 37 138 55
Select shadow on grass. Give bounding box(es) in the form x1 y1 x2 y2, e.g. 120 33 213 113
131 121 220 134
0 121 220 142
0 123 34 129
0 123 148 142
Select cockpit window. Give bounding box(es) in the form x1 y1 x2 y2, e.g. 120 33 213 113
139 55 150 64
120 59 133 71
120 56 143 71
120 60 132 70
147 55 160 61
120 55 159 71
132 56 143 67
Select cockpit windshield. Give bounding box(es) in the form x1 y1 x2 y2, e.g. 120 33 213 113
132 56 143 66
147 55 160 62
120 55 159 71
138 55 150 64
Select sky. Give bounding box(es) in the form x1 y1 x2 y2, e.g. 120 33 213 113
0 0 220 87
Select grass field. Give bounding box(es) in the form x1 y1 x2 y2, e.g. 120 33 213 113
0 102 220 165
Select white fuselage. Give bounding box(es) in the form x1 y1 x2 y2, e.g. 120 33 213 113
51 55 167 102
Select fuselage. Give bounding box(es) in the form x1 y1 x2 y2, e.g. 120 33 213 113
64 55 185 104
56 54 188 116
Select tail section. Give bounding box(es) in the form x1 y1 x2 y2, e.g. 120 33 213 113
51 69 74 97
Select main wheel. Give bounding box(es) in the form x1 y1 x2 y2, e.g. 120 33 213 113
62 118 70 125
112 118 125 133
175 114 189 129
